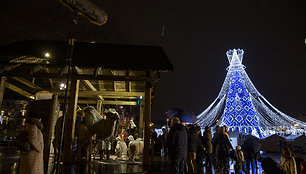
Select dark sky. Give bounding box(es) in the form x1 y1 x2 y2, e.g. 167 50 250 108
1 0 306 123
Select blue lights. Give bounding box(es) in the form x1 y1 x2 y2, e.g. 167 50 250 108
197 49 306 138
221 69 262 137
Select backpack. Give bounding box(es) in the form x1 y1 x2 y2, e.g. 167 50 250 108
14 131 31 152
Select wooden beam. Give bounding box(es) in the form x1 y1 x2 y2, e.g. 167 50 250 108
43 94 58 173
126 70 132 92
56 92 138 99
96 100 103 114
11 77 44 90
48 78 54 89
102 100 137 106
63 79 79 163
102 96 138 99
1 72 152 82
59 99 137 106
74 67 103 100
143 72 152 166
83 80 104 100
78 91 144 97
139 100 144 138
0 77 7 107
5 82 35 99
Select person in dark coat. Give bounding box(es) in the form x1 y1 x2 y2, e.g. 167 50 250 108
167 117 188 174
203 126 212 167
213 126 233 174
187 125 199 174
243 138 259 174
195 125 205 174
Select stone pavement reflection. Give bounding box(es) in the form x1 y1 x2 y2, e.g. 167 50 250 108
1 147 306 174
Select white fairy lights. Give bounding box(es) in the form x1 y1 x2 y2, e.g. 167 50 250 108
197 49 306 138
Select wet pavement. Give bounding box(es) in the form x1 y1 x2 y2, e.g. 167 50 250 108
1 145 305 174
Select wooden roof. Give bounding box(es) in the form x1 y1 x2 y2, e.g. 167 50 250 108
0 40 173 106
0 40 173 71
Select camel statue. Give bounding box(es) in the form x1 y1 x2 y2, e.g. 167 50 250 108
76 107 119 161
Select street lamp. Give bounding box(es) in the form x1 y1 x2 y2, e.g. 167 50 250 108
44 52 50 58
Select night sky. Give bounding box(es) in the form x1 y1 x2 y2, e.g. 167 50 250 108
1 0 305 123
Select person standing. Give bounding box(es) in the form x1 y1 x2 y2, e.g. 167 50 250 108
213 126 233 174
243 138 259 174
187 125 199 174
212 125 220 168
52 116 63 159
203 126 212 167
234 145 247 174
167 117 187 174
195 125 205 174
280 146 297 174
19 110 44 174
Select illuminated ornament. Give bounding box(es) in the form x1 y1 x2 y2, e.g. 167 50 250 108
197 49 306 138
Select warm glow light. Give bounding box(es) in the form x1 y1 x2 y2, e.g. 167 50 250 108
60 83 66 90
293 123 300 127
44 52 50 58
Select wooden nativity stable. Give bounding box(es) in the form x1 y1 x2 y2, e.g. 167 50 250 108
0 40 173 167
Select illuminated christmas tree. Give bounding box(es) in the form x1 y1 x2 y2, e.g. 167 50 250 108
197 49 306 138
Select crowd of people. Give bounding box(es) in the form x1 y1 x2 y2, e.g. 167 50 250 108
13 107 306 174
163 116 306 174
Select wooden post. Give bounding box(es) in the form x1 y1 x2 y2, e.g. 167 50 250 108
0 77 7 108
63 79 79 163
143 79 152 166
96 100 103 115
44 94 58 173
139 100 144 138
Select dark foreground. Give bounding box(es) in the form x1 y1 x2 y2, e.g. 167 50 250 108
1 145 305 174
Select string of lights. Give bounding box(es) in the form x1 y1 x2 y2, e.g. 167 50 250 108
197 49 306 138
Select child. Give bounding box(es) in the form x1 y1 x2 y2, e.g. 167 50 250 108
234 145 247 174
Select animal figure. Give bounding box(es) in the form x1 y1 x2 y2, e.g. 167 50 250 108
77 107 119 161
115 137 128 160
127 135 144 162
